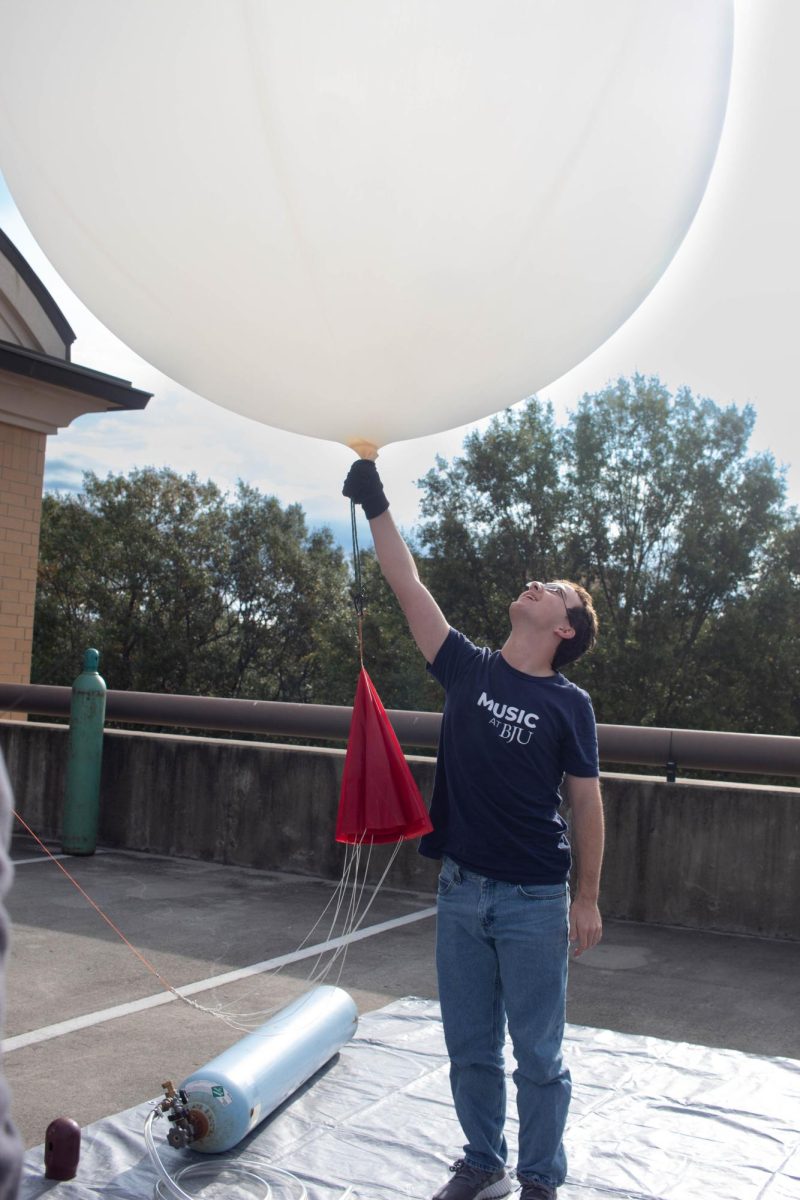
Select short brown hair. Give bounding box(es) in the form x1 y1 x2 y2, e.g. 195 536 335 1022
552 581 598 671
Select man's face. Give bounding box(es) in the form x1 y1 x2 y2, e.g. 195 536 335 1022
510 579 582 631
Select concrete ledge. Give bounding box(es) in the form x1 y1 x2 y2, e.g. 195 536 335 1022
2 721 798 939
598 771 800 940
1 722 441 893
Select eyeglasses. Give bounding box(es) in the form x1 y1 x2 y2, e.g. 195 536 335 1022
527 581 570 616
545 583 569 614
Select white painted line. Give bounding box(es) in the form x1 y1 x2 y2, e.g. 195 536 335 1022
2 905 437 1054
3 991 178 1053
13 854 70 866
13 848 108 866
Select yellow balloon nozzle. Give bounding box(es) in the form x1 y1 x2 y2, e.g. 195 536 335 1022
347 439 379 461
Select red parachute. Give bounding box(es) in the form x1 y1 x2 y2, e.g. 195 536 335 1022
336 667 433 845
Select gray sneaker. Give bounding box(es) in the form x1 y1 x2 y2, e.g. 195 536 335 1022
432 1158 514 1200
517 1178 557 1200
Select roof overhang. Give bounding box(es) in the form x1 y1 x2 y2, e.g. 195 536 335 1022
0 340 151 434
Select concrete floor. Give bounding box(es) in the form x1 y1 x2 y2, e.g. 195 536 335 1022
5 832 800 1152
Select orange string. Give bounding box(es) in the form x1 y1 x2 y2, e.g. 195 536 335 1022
12 809 181 999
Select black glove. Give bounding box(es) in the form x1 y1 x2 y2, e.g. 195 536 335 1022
342 459 389 520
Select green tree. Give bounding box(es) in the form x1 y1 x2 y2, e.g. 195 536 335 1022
414 377 793 733
564 377 786 726
688 517 800 735
220 482 354 703
33 468 357 706
417 397 569 648
34 469 231 693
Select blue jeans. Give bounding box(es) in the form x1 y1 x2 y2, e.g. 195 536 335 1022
435 857 571 1188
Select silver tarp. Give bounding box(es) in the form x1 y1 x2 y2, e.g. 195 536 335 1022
20 998 800 1199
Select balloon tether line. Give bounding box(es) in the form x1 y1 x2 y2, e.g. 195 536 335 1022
10 810 391 1034
13 810 189 1004
10 812 263 1030
349 498 365 667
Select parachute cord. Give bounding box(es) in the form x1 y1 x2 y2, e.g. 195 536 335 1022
350 499 365 667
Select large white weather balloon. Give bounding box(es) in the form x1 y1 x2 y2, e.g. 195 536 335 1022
0 1 732 452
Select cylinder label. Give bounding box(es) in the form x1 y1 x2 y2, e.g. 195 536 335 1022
188 1079 233 1106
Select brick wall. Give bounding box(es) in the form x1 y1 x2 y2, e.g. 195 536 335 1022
0 421 46 711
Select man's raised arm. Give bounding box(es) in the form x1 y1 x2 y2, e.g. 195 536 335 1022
343 460 449 664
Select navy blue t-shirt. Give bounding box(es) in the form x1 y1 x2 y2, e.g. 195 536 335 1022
419 628 599 884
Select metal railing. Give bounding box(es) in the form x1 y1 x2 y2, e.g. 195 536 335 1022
1 682 798 779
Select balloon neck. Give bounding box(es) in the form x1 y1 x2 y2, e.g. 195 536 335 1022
347 439 379 461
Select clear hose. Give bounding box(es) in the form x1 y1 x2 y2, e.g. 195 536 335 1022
144 1109 307 1200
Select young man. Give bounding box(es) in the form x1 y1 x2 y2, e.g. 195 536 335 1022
344 460 603 1200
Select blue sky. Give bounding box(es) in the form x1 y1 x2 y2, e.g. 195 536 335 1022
1 0 798 551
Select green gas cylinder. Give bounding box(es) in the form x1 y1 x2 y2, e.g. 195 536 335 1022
61 648 107 856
